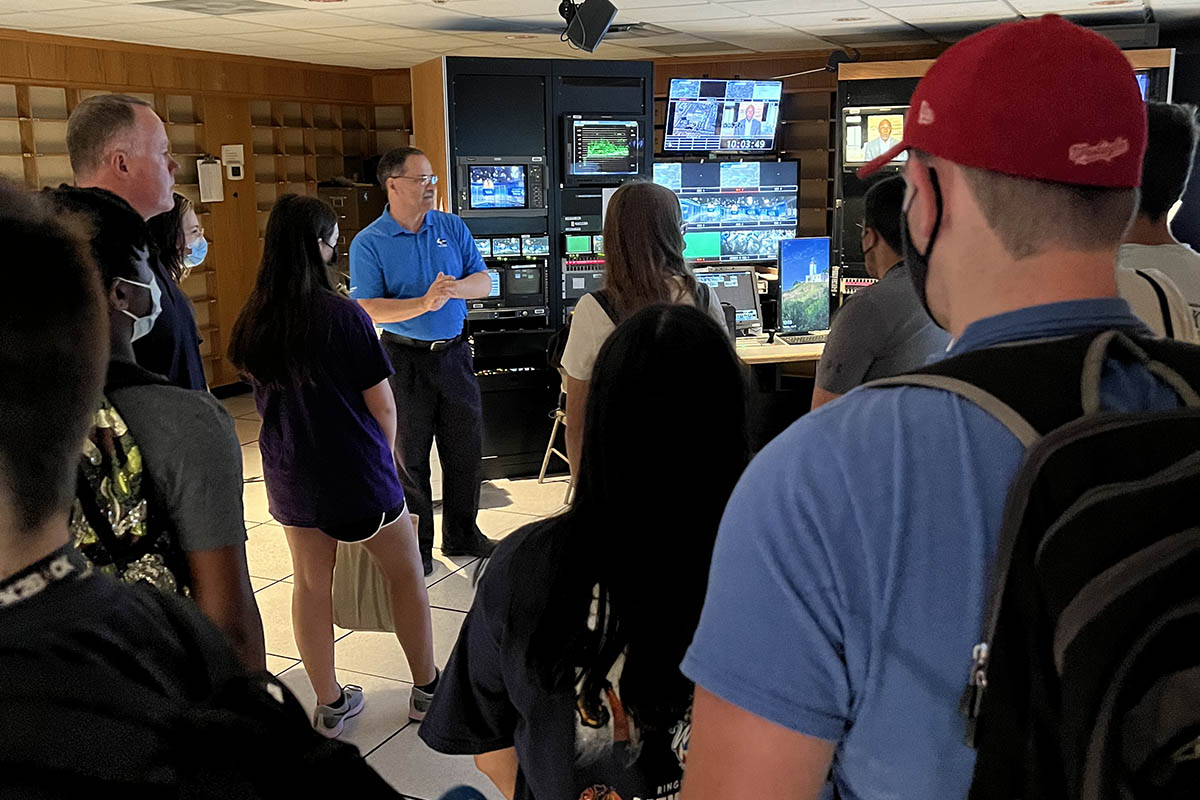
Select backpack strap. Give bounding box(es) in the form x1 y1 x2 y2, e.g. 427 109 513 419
591 289 618 324
695 281 712 313
1080 330 1200 414
865 374 1040 448
1134 270 1176 339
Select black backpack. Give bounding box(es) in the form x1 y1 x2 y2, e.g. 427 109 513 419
869 329 1200 800
547 283 722 372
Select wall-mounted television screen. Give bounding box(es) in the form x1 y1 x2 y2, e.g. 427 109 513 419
653 160 798 264
475 238 492 258
843 106 909 167
492 236 522 257
564 116 642 185
520 235 550 257
664 79 782 153
468 164 528 210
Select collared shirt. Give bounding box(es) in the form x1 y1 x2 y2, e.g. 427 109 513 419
349 207 486 341
132 254 207 391
682 299 1178 799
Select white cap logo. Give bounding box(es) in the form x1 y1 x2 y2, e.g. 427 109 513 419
1068 137 1130 166
918 100 935 126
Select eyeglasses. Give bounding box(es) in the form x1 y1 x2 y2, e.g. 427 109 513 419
389 174 438 187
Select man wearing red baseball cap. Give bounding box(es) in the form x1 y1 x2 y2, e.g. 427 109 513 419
678 16 1182 800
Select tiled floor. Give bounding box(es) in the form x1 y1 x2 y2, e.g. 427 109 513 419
221 393 570 800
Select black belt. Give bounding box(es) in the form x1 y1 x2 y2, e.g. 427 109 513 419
382 331 464 352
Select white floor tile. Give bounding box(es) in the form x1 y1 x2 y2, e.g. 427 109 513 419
426 566 479 613
475 509 542 541
241 443 263 481
242 480 273 525
250 576 275 592
265 654 298 676
278 666 416 756
480 477 571 517
367 722 506 800
245 522 293 581
334 607 466 683
220 394 258 418
233 417 261 445
254 579 353 661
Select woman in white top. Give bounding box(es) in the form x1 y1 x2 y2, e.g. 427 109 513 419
561 180 727 468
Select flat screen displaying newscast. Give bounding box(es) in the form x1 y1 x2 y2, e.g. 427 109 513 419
492 236 522 257
565 117 642 181
696 269 760 330
664 79 782 152
521 235 550 257
778 237 831 334
843 106 909 166
475 239 492 258
468 165 527 210
653 160 798 264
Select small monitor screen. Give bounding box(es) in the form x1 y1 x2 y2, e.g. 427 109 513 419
843 107 909 167
468 165 527 210
508 266 541 297
592 234 604 254
492 236 521 257
565 234 592 255
697 270 760 326
475 239 492 258
665 79 782 153
1136 71 1150 100
567 118 641 178
521 235 550 257
653 160 798 264
486 269 502 299
778 237 831 334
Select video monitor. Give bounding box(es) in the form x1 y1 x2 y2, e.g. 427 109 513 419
564 116 642 185
664 79 782 153
653 160 798 264
1136 70 1150 101
778 237 831 335
565 234 592 255
492 236 522 257
507 266 542 299
468 164 528 210
520 235 550 257
696 269 760 330
592 234 604 254
486 269 502 299
475 238 492 258
843 106 909 167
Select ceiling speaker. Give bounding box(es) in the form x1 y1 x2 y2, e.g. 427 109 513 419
564 0 618 53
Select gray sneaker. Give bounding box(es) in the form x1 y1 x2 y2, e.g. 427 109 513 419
313 684 365 738
409 669 439 722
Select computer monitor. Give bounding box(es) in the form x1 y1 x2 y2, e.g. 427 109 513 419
1135 70 1150 101
492 236 522 257
468 164 528 210
485 269 502 299
521 235 550 257
664 79 782 153
778 237 831 335
592 234 604 254
475 238 492 258
696 269 761 332
653 160 798 264
565 234 593 255
506 265 543 302
563 115 643 186
843 106 910 167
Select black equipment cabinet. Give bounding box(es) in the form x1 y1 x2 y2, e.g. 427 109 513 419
441 57 653 478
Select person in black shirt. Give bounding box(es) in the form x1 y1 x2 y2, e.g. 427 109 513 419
420 304 750 800
67 93 207 390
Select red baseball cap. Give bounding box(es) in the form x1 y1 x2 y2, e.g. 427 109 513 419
857 14 1146 188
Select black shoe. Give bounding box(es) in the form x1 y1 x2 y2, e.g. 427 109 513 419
421 556 434 577
441 535 498 559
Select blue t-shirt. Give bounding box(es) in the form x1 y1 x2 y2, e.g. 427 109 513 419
681 299 1180 799
253 292 404 528
348 207 486 341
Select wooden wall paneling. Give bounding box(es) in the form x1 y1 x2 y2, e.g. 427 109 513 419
65 47 101 81
27 44 69 82
123 51 154 89
372 71 413 105
410 57 449 199
99 50 128 85
0 39 29 79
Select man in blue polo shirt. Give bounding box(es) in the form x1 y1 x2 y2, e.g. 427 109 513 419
350 147 496 576
680 16 1181 800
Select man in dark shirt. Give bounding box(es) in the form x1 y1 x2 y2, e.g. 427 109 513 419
812 175 950 409
67 94 208 390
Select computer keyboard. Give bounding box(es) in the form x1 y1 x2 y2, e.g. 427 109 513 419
780 333 828 345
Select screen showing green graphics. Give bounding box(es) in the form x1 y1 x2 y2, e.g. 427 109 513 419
683 231 721 260
565 234 593 254
565 117 642 184
778 237 831 334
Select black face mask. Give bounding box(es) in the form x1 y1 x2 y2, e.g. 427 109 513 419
901 167 945 328
327 244 340 268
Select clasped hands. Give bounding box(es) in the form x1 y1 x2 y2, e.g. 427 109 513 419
422 272 461 312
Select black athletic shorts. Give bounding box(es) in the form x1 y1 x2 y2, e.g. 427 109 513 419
321 505 405 544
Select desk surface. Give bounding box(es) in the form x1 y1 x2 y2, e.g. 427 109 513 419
735 337 824 365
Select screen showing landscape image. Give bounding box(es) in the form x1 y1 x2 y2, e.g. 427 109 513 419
779 237 831 333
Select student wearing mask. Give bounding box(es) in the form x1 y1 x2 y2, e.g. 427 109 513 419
148 192 208 285
351 147 496 576
68 94 206 390
420 303 749 800
682 17 1185 799
1117 101 1200 340
230 194 438 737
47 185 265 671
561 181 727 469
812 175 950 409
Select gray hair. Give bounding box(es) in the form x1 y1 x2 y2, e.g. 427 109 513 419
67 94 154 177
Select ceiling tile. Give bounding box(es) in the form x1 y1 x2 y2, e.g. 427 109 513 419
716 29 835 49
427 0 564 16
325 4 484 25
884 1 1015 22
724 0 867 12
220 9 359 28
232 28 359 44
767 6 900 27
618 2 749 23
1009 0 1142 9
134 15 282 32
0 0 109 10
299 23 430 38
610 0 711 7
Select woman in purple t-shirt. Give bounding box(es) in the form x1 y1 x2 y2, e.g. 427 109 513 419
229 195 438 738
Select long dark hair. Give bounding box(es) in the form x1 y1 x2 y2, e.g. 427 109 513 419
522 303 749 732
228 194 339 388
603 181 698 321
147 192 192 284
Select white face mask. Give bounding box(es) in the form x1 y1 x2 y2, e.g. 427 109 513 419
117 275 163 342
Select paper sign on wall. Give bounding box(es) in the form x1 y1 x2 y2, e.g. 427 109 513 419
198 159 224 203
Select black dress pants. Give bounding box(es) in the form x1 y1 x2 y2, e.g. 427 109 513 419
381 334 483 561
